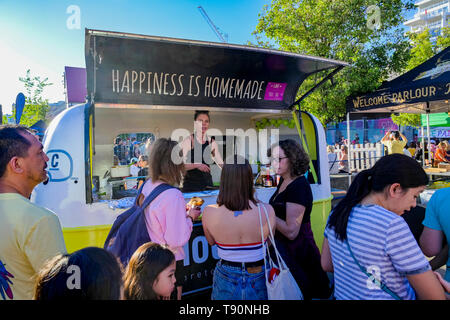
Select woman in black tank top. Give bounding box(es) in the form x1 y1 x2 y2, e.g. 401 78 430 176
181 111 223 192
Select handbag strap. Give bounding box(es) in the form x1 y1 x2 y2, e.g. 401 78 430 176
346 240 402 300
257 203 286 270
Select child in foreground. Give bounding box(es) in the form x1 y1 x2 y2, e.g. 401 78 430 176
123 242 177 300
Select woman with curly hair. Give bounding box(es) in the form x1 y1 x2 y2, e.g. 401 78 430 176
268 139 332 300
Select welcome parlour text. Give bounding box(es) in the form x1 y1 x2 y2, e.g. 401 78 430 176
111 69 266 100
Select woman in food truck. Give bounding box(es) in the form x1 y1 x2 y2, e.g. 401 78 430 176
180 110 223 192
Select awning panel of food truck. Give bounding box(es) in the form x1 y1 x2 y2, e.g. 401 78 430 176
346 46 450 114
85 29 348 111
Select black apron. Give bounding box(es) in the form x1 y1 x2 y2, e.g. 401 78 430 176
181 134 214 193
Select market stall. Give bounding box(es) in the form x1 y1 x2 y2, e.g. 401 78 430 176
32 29 348 298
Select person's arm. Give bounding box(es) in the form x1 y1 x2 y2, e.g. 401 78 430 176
321 237 334 273
159 191 195 249
429 245 449 271
399 132 408 144
435 150 446 162
406 270 446 300
434 271 450 299
381 131 390 143
420 227 445 257
201 206 216 246
210 140 224 168
275 202 305 240
386 217 444 299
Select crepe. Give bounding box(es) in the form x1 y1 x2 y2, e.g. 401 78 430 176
188 197 204 207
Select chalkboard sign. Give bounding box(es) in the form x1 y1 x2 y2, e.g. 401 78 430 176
85 29 346 110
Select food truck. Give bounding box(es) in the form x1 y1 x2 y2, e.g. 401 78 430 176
31 29 348 298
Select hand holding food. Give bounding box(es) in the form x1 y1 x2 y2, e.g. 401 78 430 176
188 197 204 208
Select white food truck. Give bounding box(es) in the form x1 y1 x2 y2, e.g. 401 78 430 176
32 29 347 298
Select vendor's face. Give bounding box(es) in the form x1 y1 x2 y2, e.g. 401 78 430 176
195 114 210 135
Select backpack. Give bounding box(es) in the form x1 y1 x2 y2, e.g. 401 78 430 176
104 182 175 266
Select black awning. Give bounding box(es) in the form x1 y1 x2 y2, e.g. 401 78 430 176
85 29 348 111
346 46 450 114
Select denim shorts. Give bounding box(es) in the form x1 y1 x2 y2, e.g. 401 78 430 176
211 260 268 300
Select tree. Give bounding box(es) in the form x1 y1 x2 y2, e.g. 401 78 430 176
13 69 53 127
251 0 415 125
391 27 449 127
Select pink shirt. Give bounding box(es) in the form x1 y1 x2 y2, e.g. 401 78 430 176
142 179 193 260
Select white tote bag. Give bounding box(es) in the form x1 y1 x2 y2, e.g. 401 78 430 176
258 204 304 300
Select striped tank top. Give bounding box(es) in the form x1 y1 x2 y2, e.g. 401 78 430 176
215 241 266 263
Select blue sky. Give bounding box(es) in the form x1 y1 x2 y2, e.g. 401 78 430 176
0 1 417 115
0 0 271 114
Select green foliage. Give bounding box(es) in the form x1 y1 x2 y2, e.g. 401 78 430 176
13 69 53 127
392 27 449 127
406 29 434 70
254 117 295 130
391 113 421 127
436 26 450 52
251 0 415 125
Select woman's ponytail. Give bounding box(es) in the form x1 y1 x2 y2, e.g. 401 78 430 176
327 168 373 241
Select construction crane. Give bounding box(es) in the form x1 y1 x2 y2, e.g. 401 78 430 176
197 6 228 43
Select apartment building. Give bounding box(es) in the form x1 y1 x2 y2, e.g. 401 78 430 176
405 0 450 42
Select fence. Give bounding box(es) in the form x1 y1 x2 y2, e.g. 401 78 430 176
332 143 385 173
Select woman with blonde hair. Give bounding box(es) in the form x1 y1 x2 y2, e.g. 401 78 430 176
434 142 448 165
138 138 201 299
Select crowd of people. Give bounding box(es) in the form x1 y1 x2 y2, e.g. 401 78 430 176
114 136 152 166
328 130 450 175
1 123 449 300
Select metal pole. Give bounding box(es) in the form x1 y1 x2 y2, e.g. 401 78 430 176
347 112 352 187
427 112 431 166
421 126 425 167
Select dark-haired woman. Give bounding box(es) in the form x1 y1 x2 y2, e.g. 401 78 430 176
268 139 332 300
202 155 276 300
180 110 223 192
34 247 123 300
321 154 446 300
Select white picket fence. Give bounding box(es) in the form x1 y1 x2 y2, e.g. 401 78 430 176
336 143 385 172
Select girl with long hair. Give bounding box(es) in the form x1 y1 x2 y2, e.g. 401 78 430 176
123 242 176 300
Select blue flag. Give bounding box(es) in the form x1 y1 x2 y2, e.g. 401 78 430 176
15 93 25 124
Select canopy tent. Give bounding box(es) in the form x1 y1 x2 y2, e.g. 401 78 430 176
346 46 449 114
344 46 450 176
